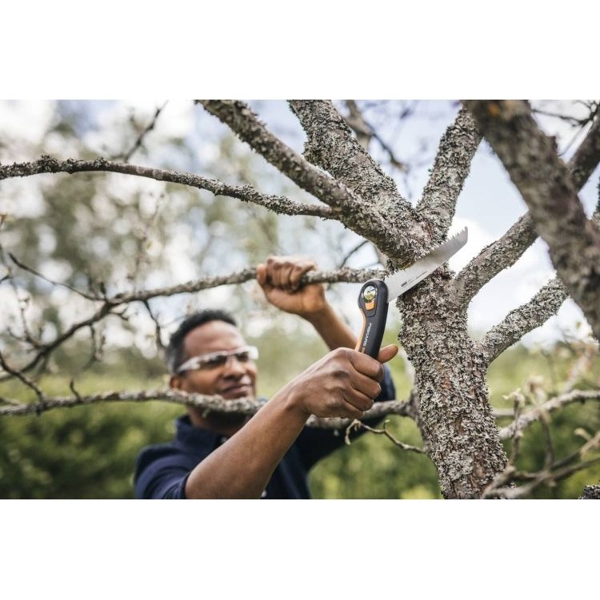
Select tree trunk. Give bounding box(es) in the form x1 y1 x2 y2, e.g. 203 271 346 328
401 273 507 497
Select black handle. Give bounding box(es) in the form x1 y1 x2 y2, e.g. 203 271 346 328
355 279 389 358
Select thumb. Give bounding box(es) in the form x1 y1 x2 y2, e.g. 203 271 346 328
377 344 399 364
256 264 268 288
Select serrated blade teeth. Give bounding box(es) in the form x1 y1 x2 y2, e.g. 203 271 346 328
384 227 468 301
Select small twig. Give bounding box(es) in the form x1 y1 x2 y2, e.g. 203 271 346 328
116 101 168 162
9 252 100 300
143 299 165 354
0 350 47 412
338 239 370 269
344 418 425 453
69 378 83 403
498 389 600 440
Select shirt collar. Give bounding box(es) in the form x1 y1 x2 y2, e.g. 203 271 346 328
174 414 224 453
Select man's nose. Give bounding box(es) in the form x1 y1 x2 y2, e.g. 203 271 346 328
222 354 247 375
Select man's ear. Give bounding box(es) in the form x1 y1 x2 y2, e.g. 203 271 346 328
170 375 182 390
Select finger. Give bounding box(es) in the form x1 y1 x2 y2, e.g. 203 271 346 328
337 398 366 420
256 264 268 288
377 344 399 364
289 260 316 292
277 263 296 291
345 387 376 413
267 258 288 290
349 350 385 381
349 371 382 402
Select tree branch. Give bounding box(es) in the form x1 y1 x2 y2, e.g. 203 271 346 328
344 418 426 453
0 156 334 219
417 106 481 243
465 100 600 340
453 213 539 308
0 266 384 382
288 99 426 257
0 388 411 429
453 108 600 311
498 389 600 440
198 100 410 260
479 276 568 365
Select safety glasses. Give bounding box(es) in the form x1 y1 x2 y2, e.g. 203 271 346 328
176 345 259 374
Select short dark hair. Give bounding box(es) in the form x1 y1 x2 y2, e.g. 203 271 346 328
167 309 237 374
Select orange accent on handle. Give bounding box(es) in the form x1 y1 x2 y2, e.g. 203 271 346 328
354 310 367 352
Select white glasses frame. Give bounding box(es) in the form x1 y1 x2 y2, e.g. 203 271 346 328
175 345 259 374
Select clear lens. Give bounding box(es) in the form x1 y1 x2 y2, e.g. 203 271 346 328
176 346 258 373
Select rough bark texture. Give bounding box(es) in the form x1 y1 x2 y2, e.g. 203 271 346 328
288 100 430 260
417 107 482 244
466 100 600 341
0 156 334 219
399 275 507 497
454 114 600 311
479 276 568 365
198 100 403 259
579 485 600 499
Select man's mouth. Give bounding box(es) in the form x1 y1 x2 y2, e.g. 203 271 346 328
220 383 253 399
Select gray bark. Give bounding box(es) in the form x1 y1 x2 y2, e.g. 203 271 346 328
579 485 600 499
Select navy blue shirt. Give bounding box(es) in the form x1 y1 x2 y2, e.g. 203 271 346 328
134 367 395 499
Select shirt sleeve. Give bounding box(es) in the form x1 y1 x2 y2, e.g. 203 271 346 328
134 447 194 499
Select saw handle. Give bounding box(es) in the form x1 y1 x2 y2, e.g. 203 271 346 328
355 279 389 358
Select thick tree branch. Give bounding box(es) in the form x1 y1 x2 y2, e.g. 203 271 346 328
453 111 600 310
477 209 600 366
0 156 334 219
453 214 539 307
417 107 482 243
479 276 568 365
0 389 266 417
290 100 406 204
198 100 410 260
466 100 600 340
288 99 427 258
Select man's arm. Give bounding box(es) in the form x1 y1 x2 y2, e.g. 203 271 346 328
183 345 397 498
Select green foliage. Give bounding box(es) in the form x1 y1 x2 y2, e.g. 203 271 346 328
488 342 600 498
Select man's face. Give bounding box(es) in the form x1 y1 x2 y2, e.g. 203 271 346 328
171 320 257 400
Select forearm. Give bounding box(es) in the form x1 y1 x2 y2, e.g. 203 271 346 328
184 386 309 499
304 303 357 351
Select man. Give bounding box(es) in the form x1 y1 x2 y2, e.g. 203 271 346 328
134 256 398 499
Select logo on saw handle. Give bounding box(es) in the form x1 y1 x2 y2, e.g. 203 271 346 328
363 285 377 311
